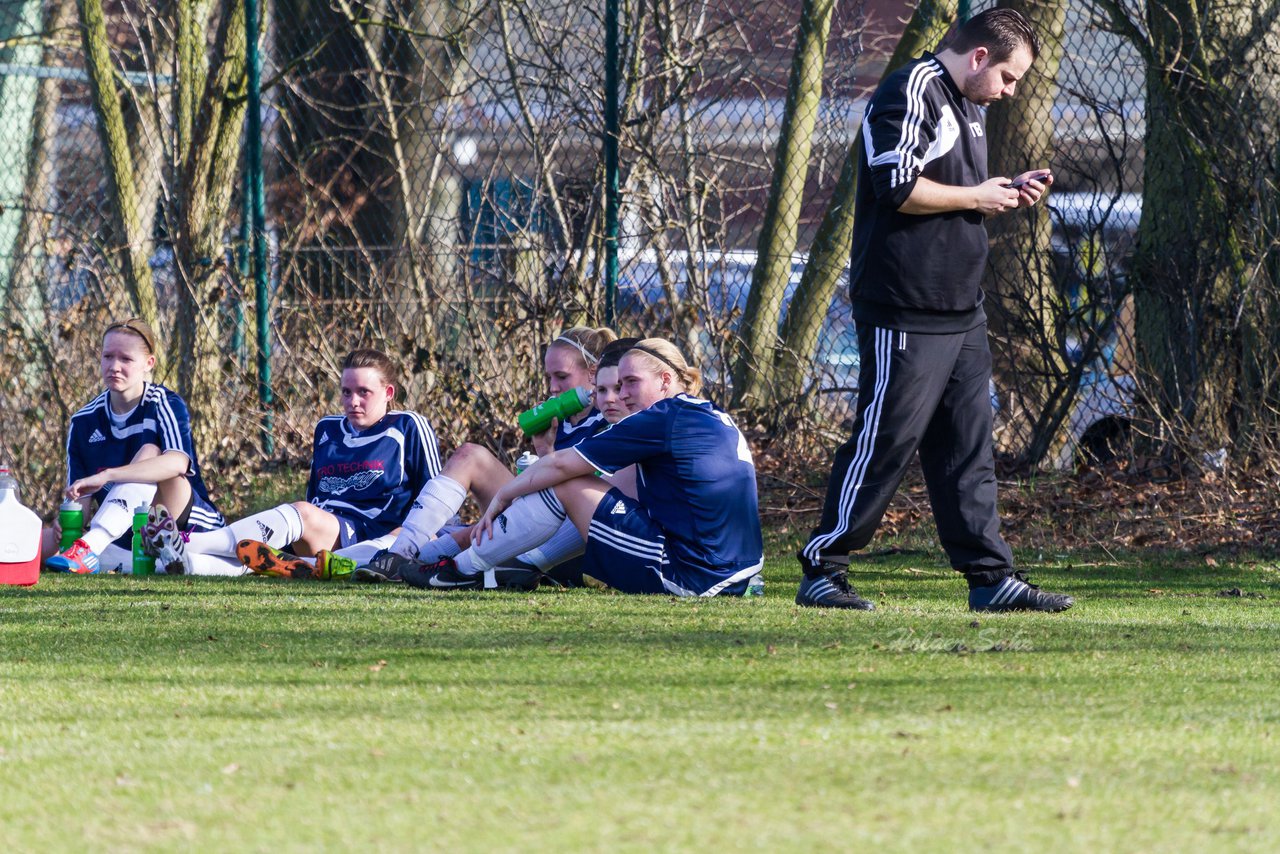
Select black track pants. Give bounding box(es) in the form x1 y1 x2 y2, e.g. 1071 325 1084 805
802 323 1013 587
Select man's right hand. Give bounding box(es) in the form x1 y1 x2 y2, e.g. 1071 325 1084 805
974 178 1021 217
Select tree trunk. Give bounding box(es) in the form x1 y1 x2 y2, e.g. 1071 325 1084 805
774 0 957 407
77 0 160 328
171 0 249 451
1113 0 1263 453
982 0 1068 467
730 0 836 410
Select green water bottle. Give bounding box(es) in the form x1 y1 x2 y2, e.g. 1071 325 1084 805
59 500 85 550
131 504 155 576
518 387 591 437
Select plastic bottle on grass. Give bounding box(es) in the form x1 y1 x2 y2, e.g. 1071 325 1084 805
131 504 155 576
59 500 85 550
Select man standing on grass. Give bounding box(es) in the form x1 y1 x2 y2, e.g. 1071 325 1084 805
796 8 1073 613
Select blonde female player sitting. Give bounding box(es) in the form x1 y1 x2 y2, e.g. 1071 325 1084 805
401 338 764 596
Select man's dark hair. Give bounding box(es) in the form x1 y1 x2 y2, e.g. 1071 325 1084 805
946 8 1039 63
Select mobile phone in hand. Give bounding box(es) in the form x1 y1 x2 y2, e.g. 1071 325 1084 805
1009 170 1051 189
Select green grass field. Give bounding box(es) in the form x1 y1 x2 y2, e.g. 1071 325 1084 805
2 546 1278 852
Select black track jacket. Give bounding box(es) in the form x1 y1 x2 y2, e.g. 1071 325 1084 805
849 52 990 334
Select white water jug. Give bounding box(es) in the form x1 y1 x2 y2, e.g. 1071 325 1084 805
0 465 42 586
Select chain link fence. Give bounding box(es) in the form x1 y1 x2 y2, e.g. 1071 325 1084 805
1 0 1275 512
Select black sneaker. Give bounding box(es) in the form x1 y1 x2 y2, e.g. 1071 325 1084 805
969 570 1073 613
401 556 483 590
795 552 875 610
352 549 413 583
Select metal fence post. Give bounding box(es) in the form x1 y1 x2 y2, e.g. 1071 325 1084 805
232 167 248 366
603 0 619 327
245 0 273 454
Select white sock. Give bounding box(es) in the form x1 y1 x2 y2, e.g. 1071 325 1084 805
415 533 463 564
391 476 468 558
187 554 251 577
187 504 305 557
333 534 397 566
98 543 133 573
519 518 585 570
82 483 157 553
456 490 566 575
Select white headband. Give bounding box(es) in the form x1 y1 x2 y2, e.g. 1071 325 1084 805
553 335 598 365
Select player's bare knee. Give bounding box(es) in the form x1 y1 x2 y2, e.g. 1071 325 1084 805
291 500 323 524
446 443 500 480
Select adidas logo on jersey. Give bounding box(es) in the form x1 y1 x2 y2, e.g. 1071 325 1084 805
257 521 275 541
89 429 107 443
497 514 508 534
110 498 129 510
611 501 627 515
318 432 330 445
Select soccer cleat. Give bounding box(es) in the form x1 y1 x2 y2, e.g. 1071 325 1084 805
795 552 875 610
400 556 482 590
45 539 102 574
236 539 316 579
969 571 1074 613
312 550 356 581
352 549 414 583
143 503 190 575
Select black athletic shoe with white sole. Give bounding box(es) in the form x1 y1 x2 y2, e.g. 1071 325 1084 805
795 552 875 610
968 570 1073 612
401 556 483 590
352 549 413 583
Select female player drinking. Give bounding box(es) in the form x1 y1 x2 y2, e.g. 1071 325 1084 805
405 338 763 596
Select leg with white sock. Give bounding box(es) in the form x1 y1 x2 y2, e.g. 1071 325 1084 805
186 503 306 558
518 518 585 571
455 490 571 576
82 483 157 553
391 475 468 558
98 543 133 573
187 554 250 577
333 533 397 566
402 477 609 590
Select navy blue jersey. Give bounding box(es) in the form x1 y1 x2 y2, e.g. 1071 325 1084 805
306 410 442 539
554 408 607 450
66 383 225 535
572 395 763 580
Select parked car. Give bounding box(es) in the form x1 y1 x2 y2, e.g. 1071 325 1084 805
1047 191 1141 470
613 248 859 395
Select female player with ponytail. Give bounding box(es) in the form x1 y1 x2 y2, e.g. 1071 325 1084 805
405 338 764 596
